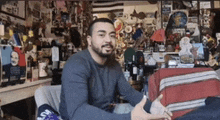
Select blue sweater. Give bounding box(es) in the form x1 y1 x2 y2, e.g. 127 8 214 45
59 49 151 120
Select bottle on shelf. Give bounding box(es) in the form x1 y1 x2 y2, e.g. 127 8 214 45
137 65 144 81
132 55 138 81
124 63 130 81
32 64 39 81
66 41 75 58
127 60 132 77
38 58 48 79
51 40 59 70
60 41 67 61
0 22 6 44
26 55 33 82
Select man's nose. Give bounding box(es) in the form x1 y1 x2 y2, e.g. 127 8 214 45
105 35 112 42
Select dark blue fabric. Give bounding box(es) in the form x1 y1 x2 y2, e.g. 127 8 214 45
132 28 143 40
37 104 59 120
176 97 220 120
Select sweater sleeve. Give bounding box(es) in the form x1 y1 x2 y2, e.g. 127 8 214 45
60 57 131 120
117 67 152 113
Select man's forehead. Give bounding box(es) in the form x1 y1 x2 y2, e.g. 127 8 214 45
93 22 115 30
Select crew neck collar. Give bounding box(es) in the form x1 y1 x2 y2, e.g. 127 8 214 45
86 49 106 68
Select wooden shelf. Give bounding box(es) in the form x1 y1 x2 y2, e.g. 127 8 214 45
0 78 52 106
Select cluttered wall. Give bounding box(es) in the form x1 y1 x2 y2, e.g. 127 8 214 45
1 1 220 85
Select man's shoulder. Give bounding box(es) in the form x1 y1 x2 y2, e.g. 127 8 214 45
65 50 90 67
69 49 89 61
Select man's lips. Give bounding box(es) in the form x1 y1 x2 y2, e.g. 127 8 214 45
102 44 113 49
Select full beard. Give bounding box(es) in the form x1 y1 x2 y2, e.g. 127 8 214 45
91 43 114 58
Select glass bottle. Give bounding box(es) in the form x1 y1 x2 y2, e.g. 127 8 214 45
132 55 137 81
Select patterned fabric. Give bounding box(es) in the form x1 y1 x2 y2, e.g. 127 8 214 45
148 68 220 119
176 97 220 120
37 104 61 120
92 1 124 14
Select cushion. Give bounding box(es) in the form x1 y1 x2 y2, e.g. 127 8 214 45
148 68 220 119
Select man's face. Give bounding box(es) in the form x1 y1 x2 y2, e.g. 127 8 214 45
11 51 19 66
87 22 116 57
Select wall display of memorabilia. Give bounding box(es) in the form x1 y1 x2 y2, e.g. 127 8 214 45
92 1 159 65
0 12 26 35
165 10 188 39
1 1 220 72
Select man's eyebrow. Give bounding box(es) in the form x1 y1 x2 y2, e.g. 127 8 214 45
97 30 116 34
109 31 116 34
97 30 106 33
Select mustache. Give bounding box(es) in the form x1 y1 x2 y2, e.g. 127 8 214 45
101 44 113 48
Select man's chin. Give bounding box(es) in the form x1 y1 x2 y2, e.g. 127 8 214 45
99 53 112 58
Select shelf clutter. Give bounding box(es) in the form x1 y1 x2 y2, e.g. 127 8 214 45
0 1 220 119
0 1 220 86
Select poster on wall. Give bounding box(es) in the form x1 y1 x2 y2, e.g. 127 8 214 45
0 46 26 86
0 1 26 19
200 1 211 9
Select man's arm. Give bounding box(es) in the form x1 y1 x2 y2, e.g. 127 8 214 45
116 68 152 112
60 57 130 120
116 66 172 118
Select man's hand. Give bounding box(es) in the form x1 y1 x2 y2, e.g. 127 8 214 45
150 94 173 118
131 95 171 120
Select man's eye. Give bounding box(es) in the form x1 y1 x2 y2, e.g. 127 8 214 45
99 34 105 37
110 35 116 38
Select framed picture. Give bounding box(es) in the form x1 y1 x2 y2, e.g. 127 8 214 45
192 43 204 60
188 17 198 23
200 1 211 9
162 5 172 14
0 46 26 86
0 1 26 20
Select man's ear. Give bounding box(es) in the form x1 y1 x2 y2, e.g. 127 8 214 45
87 35 92 47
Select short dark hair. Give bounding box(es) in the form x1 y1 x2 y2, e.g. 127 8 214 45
87 18 114 36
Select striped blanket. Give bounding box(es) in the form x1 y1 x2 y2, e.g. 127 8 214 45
148 68 220 119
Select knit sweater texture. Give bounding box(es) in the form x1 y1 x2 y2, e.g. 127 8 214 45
59 49 151 120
